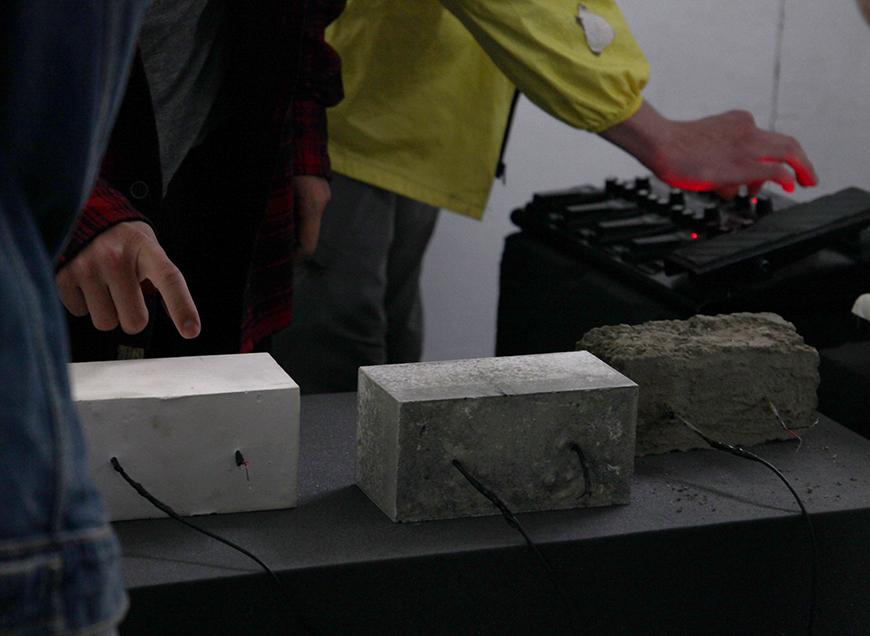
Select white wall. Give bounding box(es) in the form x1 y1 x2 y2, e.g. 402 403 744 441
420 0 870 361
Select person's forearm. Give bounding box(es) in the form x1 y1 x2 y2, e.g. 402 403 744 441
291 99 330 178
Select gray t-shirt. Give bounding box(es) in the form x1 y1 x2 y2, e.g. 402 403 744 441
138 0 231 193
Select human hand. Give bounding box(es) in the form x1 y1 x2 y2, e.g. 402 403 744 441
600 101 818 197
292 175 331 262
56 221 200 338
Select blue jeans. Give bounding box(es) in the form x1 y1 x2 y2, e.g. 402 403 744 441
0 2 148 633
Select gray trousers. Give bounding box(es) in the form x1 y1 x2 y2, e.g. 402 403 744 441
272 173 439 393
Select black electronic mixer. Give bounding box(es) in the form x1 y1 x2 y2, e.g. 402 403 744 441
511 177 870 287
498 177 870 355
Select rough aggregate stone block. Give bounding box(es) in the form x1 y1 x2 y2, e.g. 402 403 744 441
356 352 638 522
71 353 299 521
577 313 819 456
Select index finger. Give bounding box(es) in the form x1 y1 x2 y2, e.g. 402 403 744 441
137 243 201 339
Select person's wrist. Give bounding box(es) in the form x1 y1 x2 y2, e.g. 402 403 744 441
599 100 673 177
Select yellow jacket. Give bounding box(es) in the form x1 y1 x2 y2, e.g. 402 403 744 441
327 0 649 219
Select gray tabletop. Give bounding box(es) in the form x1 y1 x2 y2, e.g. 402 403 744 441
115 393 870 634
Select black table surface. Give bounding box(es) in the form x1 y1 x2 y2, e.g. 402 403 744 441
116 393 870 635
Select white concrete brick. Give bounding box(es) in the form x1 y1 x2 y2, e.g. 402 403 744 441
70 353 299 521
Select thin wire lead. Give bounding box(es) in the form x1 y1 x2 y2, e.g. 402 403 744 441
110 457 315 634
451 459 582 632
672 412 817 636
570 443 592 498
768 400 804 451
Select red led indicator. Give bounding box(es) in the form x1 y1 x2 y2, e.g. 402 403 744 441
751 197 759 205
690 232 700 240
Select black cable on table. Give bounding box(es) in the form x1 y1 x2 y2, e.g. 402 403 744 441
672 413 818 636
110 456 316 635
452 458 583 633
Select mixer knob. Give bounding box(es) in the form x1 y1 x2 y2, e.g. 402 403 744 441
735 193 751 209
604 177 620 195
668 189 686 206
643 193 661 211
634 176 652 191
670 205 694 226
755 197 773 216
703 204 720 224
634 188 650 202
689 212 708 230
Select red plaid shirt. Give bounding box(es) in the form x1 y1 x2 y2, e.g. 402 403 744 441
59 0 344 353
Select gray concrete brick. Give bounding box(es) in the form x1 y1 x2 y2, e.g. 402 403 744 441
578 313 819 456
356 352 638 522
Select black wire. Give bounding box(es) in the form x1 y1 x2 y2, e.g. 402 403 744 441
570 444 592 498
672 413 818 636
110 457 316 635
451 459 583 632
